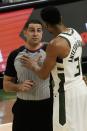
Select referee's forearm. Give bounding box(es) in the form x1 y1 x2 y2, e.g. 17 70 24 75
3 81 20 92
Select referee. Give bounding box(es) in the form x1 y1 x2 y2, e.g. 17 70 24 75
3 19 53 131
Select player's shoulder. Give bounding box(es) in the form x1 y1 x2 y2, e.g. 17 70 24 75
47 36 70 58
46 39 58 53
48 37 63 48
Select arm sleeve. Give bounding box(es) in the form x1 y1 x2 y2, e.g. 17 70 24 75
4 50 17 77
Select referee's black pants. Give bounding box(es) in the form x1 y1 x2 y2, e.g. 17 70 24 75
12 98 53 131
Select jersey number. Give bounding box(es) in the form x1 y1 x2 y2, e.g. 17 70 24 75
74 57 80 77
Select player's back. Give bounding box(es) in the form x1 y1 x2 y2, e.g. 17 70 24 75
52 28 87 131
51 28 84 91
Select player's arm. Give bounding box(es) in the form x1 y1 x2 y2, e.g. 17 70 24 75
33 42 58 79
20 42 57 79
33 38 70 79
20 37 70 79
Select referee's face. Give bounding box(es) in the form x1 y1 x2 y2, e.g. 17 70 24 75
26 23 43 46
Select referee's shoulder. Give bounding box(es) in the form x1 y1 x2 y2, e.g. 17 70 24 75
8 46 25 59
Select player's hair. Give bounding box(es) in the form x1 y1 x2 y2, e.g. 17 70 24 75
24 19 43 29
40 6 61 25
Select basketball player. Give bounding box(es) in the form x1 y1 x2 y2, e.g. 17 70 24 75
3 19 53 131
20 6 87 131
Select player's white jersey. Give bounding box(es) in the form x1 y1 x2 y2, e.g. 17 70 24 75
52 28 87 131
51 28 83 94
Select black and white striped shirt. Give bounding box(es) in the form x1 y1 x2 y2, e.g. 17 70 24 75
5 44 51 100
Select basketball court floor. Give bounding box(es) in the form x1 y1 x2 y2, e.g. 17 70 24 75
0 99 15 131
0 123 12 131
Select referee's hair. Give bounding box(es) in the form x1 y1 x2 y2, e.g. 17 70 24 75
40 6 61 25
24 19 43 29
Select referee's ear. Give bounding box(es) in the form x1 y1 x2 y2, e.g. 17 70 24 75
23 28 27 38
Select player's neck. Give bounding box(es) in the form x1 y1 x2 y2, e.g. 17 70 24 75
53 25 68 36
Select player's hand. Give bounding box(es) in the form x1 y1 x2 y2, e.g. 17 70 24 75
18 80 34 92
20 55 40 70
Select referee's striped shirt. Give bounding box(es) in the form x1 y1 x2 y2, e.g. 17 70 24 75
5 44 50 100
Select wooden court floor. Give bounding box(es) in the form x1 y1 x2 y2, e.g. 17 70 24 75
0 99 15 131
0 123 12 131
